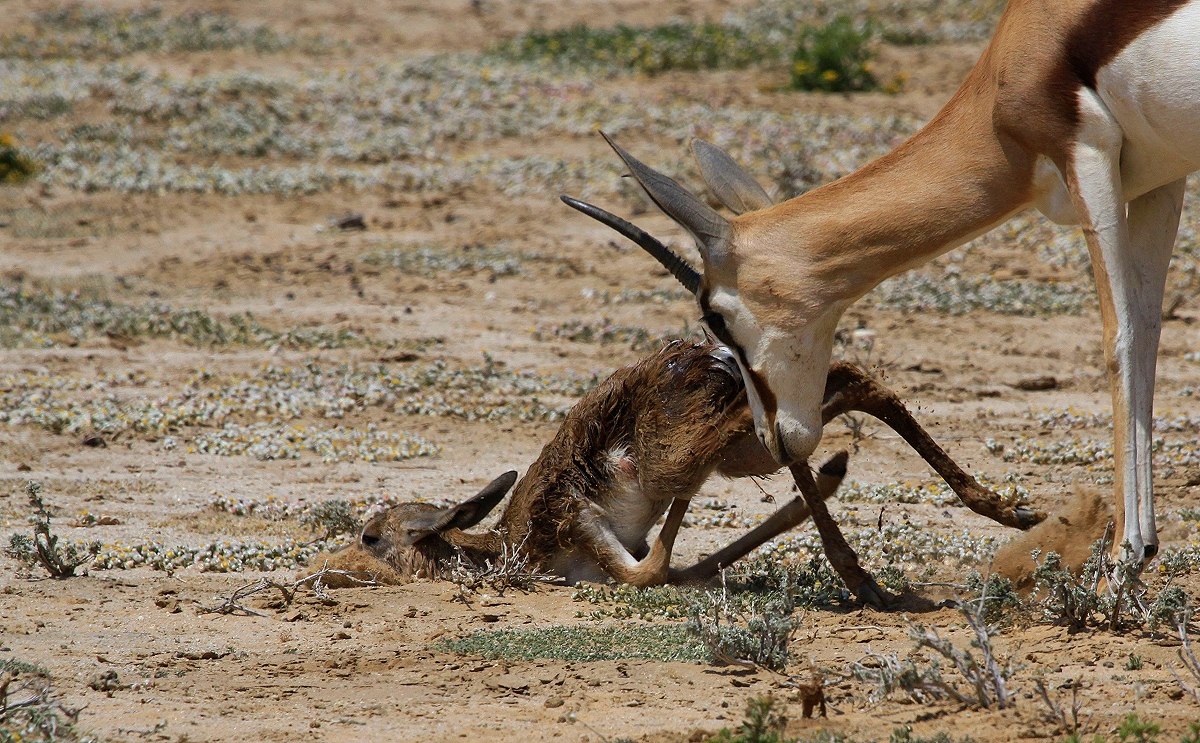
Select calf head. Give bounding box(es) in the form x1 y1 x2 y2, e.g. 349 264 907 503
359 471 518 578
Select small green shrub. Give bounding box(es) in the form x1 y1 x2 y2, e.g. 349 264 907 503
706 694 790 743
963 571 1023 624
494 22 775 75
1117 713 1160 743
5 481 100 578
300 499 360 541
790 16 877 93
0 133 37 184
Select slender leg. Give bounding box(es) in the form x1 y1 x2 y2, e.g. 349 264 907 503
576 497 691 587
822 362 1046 529
672 452 848 584
1123 178 1184 557
791 460 890 608
1064 89 1181 565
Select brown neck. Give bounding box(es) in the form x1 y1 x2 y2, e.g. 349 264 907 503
755 63 1036 302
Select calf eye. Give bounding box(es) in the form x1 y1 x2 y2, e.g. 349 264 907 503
702 312 731 344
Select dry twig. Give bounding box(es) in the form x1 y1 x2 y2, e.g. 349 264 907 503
1168 606 1200 703
1034 677 1092 735
199 562 380 616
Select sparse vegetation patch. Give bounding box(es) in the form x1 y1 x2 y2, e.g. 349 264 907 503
493 22 772 75
437 624 707 663
0 6 329 60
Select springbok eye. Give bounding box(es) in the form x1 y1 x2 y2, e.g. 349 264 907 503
702 312 732 345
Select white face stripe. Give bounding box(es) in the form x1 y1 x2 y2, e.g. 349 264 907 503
704 285 845 465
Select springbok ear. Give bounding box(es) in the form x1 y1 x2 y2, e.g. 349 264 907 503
434 471 518 533
600 131 731 264
690 139 773 215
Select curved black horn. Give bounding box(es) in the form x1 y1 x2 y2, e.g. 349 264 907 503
560 194 701 295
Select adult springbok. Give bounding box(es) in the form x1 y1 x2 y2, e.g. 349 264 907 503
565 0 1199 600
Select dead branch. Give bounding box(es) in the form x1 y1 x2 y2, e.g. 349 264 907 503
199 562 380 616
1168 607 1200 703
1035 677 1092 735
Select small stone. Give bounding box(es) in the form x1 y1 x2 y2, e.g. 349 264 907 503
544 697 565 708
1011 376 1057 391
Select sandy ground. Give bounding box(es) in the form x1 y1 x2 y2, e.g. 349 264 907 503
4 1 1200 741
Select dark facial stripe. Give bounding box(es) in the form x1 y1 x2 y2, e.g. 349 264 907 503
697 292 779 423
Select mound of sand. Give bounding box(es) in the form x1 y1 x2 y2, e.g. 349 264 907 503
297 548 405 588
993 487 1112 592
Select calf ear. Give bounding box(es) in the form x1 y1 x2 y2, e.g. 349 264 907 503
435 471 518 532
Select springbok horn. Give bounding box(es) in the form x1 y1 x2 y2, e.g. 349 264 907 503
599 131 731 261
559 195 701 295
690 139 773 215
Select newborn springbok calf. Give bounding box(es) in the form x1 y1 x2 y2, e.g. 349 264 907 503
323 339 844 587
317 339 1039 589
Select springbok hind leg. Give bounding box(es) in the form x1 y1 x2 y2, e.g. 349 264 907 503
1066 88 1183 565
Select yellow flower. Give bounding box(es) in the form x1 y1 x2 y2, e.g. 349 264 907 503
0 133 13 148
821 69 840 82
792 60 811 75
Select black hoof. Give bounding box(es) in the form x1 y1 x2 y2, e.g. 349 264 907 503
1144 543 1159 560
1013 507 1046 530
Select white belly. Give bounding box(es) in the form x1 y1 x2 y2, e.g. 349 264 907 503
1033 1 1200 223
1097 1 1200 199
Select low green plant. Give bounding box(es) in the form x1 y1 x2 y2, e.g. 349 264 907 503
706 694 790 743
434 623 706 663
852 586 1017 709
1125 653 1144 671
0 133 36 184
1117 713 1161 743
5 481 99 578
494 22 775 75
890 728 975 743
790 16 877 93
0 6 329 60
963 571 1023 624
300 499 360 541
0 658 86 743
1030 529 1149 632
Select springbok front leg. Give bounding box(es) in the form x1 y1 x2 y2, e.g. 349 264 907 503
577 497 691 587
671 452 847 585
1066 89 1184 565
822 362 1046 530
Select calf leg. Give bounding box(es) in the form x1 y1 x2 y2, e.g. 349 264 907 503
823 362 1045 530
576 498 691 587
791 460 890 609
671 453 847 584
